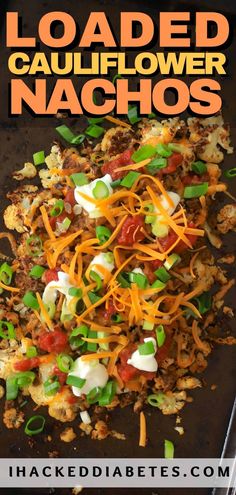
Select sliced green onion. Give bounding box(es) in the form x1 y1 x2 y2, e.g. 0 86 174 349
117 272 131 288
120 171 141 188
164 253 181 271
70 173 88 186
50 199 64 217
61 217 71 230
194 291 212 314
89 271 102 292
87 386 103 404
88 291 102 304
33 151 45 166
96 225 111 245
168 142 183 153
147 157 167 175
68 287 82 298
164 439 174 459
66 375 86 388
56 125 85 145
156 143 172 158
225 167 236 178
6 376 18 400
154 267 171 283
111 179 122 188
127 105 141 124
44 377 60 396
184 182 208 199
22 291 39 310
24 415 45 436
156 325 166 347
129 272 148 289
16 371 36 388
98 380 116 406
26 235 43 257
85 124 104 138
57 353 73 373
87 330 97 352
148 112 157 118
87 117 104 124
132 145 156 163
26 346 38 358
138 340 155 355
145 203 155 224
111 313 123 323
69 325 88 349
92 180 109 199
191 160 207 175
112 74 123 84
0 321 16 340
143 320 154 330
147 392 165 408
0 262 13 285
151 280 166 290
29 265 45 279
43 302 56 320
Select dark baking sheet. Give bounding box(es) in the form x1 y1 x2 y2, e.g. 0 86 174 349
0 1 236 494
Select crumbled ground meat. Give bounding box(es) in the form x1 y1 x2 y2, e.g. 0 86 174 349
3 408 24 429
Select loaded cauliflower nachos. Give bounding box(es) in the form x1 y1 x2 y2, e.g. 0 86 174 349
0 113 235 446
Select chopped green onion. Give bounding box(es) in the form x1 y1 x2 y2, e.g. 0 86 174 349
43 302 56 320
191 160 207 175
66 375 86 388
148 112 157 118
98 380 116 406
6 376 18 400
194 291 212 314
164 253 181 271
117 272 131 288
127 105 141 124
145 203 155 224
164 439 174 459
29 265 45 279
168 142 183 153
146 157 167 175
56 125 85 145
132 145 156 163
143 320 154 330
22 291 39 310
90 271 102 292
44 377 60 396
0 262 13 286
50 199 64 217
138 340 155 355
120 171 141 188
87 386 103 404
26 235 43 257
88 292 102 304
156 325 166 347
87 330 97 352
61 217 71 231
112 74 123 84
156 143 172 158
154 267 171 283
57 353 73 373
151 280 166 290
16 371 36 388
24 415 45 436
0 321 16 340
68 287 82 298
69 325 88 349
96 225 111 245
33 151 45 166
92 180 109 199
70 173 88 186
26 346 38 358
184 182 208 199
85 124 104 138
225 167 236 178
87 117 104 124
129 272 148 289
111 179 122 188
6 372 36 399
147 392 165 408
111 313 123 323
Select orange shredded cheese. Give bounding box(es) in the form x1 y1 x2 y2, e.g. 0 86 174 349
36 292 53 329
40 205 56 241
104 115 131 129
81 351 116 361
0 281 20 293
139 411 146 447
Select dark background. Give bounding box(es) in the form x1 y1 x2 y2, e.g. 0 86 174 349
0 1 236 495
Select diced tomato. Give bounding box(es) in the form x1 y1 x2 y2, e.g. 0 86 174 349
150 259 163 271
67 395 79 404
64 188 76 206
101 149 134 180
117 215 145 246
43 268 59 284
49 211 72 230
159 152 183 176
52 365 67 387
182 173 209 185
158 221 197 254
14 357 40 372
38 330 68 354
103 300 116 320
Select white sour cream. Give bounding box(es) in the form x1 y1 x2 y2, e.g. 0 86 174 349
69 358 108 397
89 252 115 279
74 174 113 218
127 337 158 372
42 271 74 306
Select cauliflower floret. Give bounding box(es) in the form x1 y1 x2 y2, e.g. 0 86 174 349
140 117 182 146
45 144 63 169
28 383 52 407
188 116 233 164
60 427 77 442
48 388 78 422
3 204 26 233
101 126 134 155
39 168 61 189
217 204 236 234
13 162 37 181
203 221 222 249
176 376 202 390
3 408 24 429
152 391 187 415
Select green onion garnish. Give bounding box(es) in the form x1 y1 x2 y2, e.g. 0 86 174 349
132 145 156 163
225 167 236 178
16 371 36 388
120 171 141 188
194 291 212 314
138 340 155 355
184 182 208 199
98 380 116 406
24 415 45 436
44 377 60 396
87 330 97 352
66 375 86 388
147 157 167 175
151 280 166 290
85 124 104 138
0 262 13 286
127 105 141 124
88 292 102 304
112 74 123 84
0 321 16 340
69 325 88 349
111 314 123 323
22 291 39 310
70 173 88 186
56 125 85 145
111 179 122 188
26 346 38 358
143 320 154 330
33 151 45 166
50 199 64 217
96 225 111 245
156 143 172 158
129 272 148 289
145 203 155 224
117 272 131 288
61 217 71 231
164 253 181 271
168 143 183 153
147 392 165 408
6 372 36 400
43 302 56 320
90 271 103 292
156 325 166 347
29 265 45 279
87 117 104 124
87 386 103 404
68 287 82 298
154 266 171 283
6 376 18 400
56 353 73 373
164 439 174 459
191 160 207 175
26 235 43 257
92 180 109 199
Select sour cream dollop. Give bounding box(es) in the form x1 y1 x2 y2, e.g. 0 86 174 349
69 357 108 397
127 337 158 372
89 252 115 279
74 174 113 218
42 271 74 306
